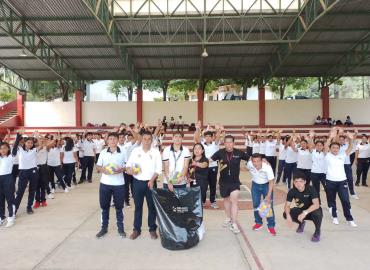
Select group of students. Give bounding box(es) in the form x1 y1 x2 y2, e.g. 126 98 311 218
1 122 367 245
243 126 369 242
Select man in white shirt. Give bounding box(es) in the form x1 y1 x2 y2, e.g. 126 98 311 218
265 131 281 176
78 132 96 184
126 131 162 240
93 133 106 164
246 154 276 236
339 134 358 198
95 132 127 239
355 134 370 187
283 135 298 189
163 132 191 191
194 123 221 208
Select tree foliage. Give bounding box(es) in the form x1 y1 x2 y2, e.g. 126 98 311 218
143 80 170 101
108 80 134 101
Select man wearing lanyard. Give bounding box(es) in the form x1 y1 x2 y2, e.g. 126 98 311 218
162 132 191 191
194 122 221 208
126 131 162 240
210 135 249 234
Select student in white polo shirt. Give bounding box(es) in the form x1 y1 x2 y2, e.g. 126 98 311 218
355 134 370 187
93 133 106 164
163 132 191 191
126 131 162 240
246 153 276 236
61 137 79 189
0 142 16 227
95 132 127 239
12 132 43 215
34 137 49 207
194 122 221 208
78 132 96 184
283 135 298 189
295 139 313 186
338 133 358 199
310 140 329 206
47 138 68 193
276 137 287 184
325 129 357 227
265 131 281 176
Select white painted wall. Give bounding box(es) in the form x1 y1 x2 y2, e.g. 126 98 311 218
143 101 197 125
204 101 259 125
330 99 370 124
24 99 370 127
82 102 137 126
266 99 321 125
25 102 76 127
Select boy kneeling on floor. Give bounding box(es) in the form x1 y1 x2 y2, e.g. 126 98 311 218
283 171 323 242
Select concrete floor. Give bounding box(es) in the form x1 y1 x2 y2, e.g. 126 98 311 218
1 170 370 270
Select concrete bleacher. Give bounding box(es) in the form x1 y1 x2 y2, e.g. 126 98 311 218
5 125 370 150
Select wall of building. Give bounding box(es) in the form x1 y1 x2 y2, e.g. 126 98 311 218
330 99 370 124
82 102 137 126
266 99 322 125
204 101 259 125
24 99 370 127
25 102 76 127
143 101 197 125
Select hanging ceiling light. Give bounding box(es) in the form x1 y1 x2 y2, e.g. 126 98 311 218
19 49 27 57
201 47 208 58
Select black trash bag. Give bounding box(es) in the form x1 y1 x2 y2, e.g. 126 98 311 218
151 187 203 250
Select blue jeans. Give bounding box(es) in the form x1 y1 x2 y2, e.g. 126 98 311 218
251 182 275 228
132 178 157 233
283 162 297 189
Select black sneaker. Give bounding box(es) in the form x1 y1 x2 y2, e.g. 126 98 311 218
96 228 108 239
87 179 92 183
118 229 126 238
78 180 85 184
27 207 34 214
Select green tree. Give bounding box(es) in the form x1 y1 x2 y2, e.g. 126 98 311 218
168 79 198 101
268 77 317 99
108 80 134 101
143 80 170 101
0 81 16 102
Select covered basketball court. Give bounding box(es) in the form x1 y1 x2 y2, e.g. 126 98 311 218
0 1 370 270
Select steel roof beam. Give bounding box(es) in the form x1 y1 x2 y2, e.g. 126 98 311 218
81 0 140 85
0 0 81 87
0 65 28 91
263 0 342 83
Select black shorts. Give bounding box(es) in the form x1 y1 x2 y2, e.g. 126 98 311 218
220 183 240 198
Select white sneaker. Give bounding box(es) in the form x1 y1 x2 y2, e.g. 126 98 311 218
348 221 358 227
0 218 5 226
230 223 240 234
51 188 55 194
328 207 333 217
64 188 69 193
5 217 15 228
332 217 339 225
48 193 55 199
351 194 359 200
223 218 232 228
210 202 219 209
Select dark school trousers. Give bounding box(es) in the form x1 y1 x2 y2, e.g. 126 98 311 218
48 165 66 189
63 163 75 187
80 156 95 182
265 156 277 176
283 208 323 234
35 164 49 202
207 166 218 203
124 172 134 205
356 158 369 185
132 178 157 233
344 164 355 195
99 183 125 231
283 162 297 189
276 160 285 183
326 180 353 221
310 172 328 206
0 174 15 219
15 168 39 210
